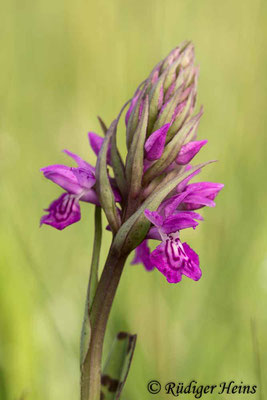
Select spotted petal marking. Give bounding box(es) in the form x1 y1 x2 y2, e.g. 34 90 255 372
150 234 201 283
40 193 81 230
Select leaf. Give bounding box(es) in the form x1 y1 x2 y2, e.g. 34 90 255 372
125 96 149 198
98 116 108 135
99 100 130 203
80 206 102 368
113 161 215 254
110 126 127 200
126 85 147 149
101 332 137 400
147 69 167 134
96 121 121 233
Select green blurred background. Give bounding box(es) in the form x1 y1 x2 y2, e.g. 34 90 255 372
0 0 266 399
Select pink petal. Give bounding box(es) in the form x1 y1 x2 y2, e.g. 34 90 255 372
150 236 202 283
161 214 199 233
176 140 208 165
88 132 111 164
40 193 81 230
144 209 163 227
41 165 82 194
144 124 170 161
72 168 96 190
63 149 94 172
131 241 155 271
182 242 202 281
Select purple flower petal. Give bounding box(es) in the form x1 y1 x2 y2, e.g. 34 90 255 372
181 242 202 280
88 132 111 164
158 191 191 217
150 235 202 283
174 210 203 220
176 140 208 165
63 150 94 172
88 132 103 155
144 124 170 161
150 238 185 283
144 210 163 227
80 189 100 205
183 194 216 209
176 164 201 192
72 168 96 190
40 193 81 230
147 226 161 240
41 165 82 194
185 182 224 197
176 182 224 210
150 240 182 283
161 213 199 233
131 240 155 271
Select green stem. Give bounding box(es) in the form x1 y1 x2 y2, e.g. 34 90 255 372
88 207 102 309
81 245 128 400
80 207 102 369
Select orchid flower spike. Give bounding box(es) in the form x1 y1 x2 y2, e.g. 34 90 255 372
40 41 223 283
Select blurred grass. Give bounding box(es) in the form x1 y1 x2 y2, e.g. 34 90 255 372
0 0 267 399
